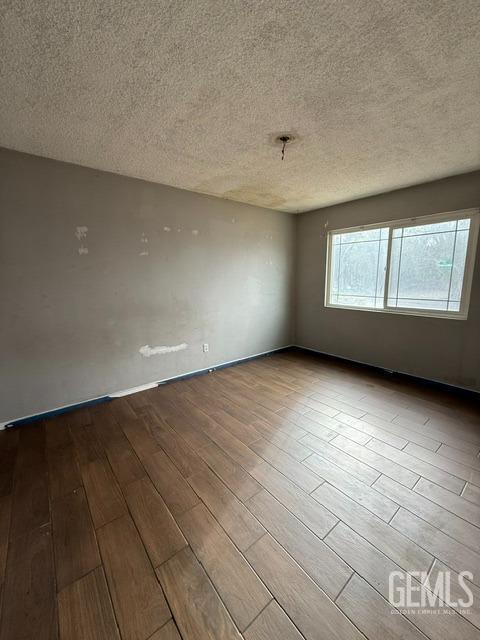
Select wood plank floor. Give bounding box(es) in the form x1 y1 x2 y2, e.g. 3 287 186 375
1 351 480 640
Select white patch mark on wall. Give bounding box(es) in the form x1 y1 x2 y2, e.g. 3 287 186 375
231 218 236 223
163 226 171 232
139 232 149 256
139 343 188 357
75 226 89 255
177 228 181 233
75 226 88 240
192 229 199 236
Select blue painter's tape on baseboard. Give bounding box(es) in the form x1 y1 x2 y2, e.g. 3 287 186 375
5 396 111 429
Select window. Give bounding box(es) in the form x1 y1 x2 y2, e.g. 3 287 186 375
326 209 479 319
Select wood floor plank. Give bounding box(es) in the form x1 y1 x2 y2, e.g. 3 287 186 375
52 487 101 591
202 422 264 472
210 409 262 445
147 414 206 478
250 461 336 538
67 407 93 429
157 546 242 640
123 476 187 567
143 449 200 516
105 437 146 487
249 438 322 493
10 459 50 537
393 415 480 452
0 496 11 586
427 559 480 630
300 434 381 485
251 419 313 461
198 441 262 502
390 507 480 586
9 423 49 537
437 443 480 469
335 413 409 449
304 453 399 522
403 442 480 487
188 467 265 551
98 515 170 640
324 521 479 640
415 477 480 527
164 410 215 451
0 524 57 640
251 405 308 439
245 534 363 640
330 434 419 487
82 458 127 529
246 489 350 599
308 391 366 418
276 408 338 442
121 417 161 462
70 424 104 467
178 503 271 631
45 417 73 450
286 391 340 417
463 482 480 506
243 600 304 640
58 566 120 640
367 439 466 493
109 398 138 423
0 432 18 498
357 413 441 451
304 410 371 445
336 573 426 640
312 482 432 573
47 445 82 500
374 474 480 552
149 620 182 640
90 413 124 450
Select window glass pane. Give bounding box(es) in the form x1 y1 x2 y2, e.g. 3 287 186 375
329 228 388 309
457 218 471 230
387 219 469 312
402 220 457 236
449 229 469 304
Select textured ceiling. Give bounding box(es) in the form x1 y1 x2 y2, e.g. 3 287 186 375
1 1 479 212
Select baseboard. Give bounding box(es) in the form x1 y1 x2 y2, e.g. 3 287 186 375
1 344 293 430
293 344 480 400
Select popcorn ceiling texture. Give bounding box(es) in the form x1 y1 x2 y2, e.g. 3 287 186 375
0 0 479 212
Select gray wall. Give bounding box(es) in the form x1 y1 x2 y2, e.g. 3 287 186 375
0 148 295 423
295 171 480 392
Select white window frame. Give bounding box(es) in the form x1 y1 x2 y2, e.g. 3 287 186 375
325 208 480 320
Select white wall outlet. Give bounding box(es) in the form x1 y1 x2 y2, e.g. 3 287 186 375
203 343 209 353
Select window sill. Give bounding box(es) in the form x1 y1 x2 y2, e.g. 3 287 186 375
324 303 468 321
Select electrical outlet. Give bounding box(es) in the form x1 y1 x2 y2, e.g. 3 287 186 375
203 343 209 353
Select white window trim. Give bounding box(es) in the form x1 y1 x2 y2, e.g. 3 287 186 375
325 208 480 320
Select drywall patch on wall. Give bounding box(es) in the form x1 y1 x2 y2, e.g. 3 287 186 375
75 225 89 255
75 226 88 240
139 232 149 256
139 343 188 357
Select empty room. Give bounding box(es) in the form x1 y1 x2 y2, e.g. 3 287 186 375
1 2 480 639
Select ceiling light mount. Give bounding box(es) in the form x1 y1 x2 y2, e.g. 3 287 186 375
273 133 296 161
